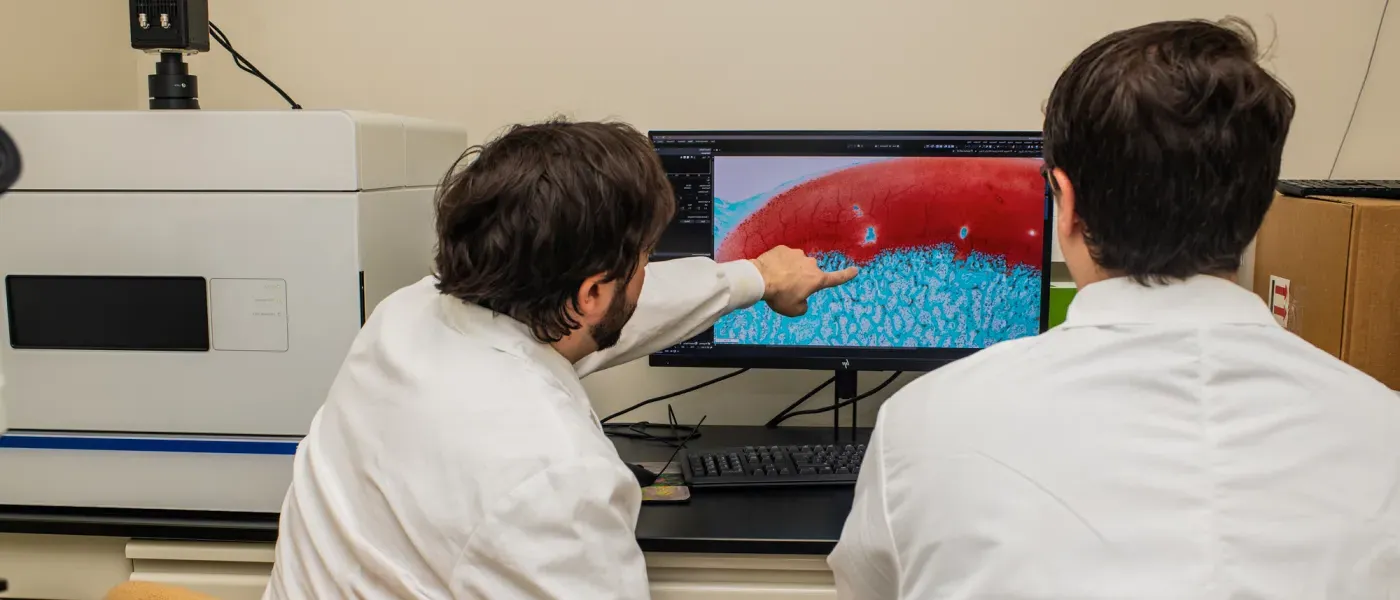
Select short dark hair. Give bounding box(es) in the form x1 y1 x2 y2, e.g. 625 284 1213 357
433 118 675 342
1043 17 1296 282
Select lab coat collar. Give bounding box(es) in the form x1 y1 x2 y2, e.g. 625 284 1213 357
433 284 593 412
1059 275 1278 329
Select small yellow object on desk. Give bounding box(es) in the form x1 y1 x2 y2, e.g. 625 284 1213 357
105 582 222 600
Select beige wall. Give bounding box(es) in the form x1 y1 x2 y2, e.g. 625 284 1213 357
0 0 136 110
4 0 1397 425
1333 3 1400 178
159 0 1394 176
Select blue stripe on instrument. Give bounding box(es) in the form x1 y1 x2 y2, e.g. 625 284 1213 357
0 433 300 455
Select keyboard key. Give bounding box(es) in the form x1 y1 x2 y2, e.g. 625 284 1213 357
682 445 862 488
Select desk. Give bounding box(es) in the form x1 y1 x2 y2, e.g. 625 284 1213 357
0 426 860 599
620 426 866 555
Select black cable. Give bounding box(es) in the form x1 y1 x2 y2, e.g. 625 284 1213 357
599 368 749 424
209 23 280 96
603 421 701 444
763 376 834 428
207 21 302 109
209 22 299 109
637 414 708 486
603 404 706 446
768 372 903 428
1329 0 1389 178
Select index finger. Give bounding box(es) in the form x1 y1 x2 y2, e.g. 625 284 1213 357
820 266 859 289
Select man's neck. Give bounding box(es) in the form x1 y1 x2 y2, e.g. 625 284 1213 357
1071 263 1114 289
1076 270 1241 289
551 334 595 365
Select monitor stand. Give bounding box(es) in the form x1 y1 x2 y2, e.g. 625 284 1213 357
832 370 859 443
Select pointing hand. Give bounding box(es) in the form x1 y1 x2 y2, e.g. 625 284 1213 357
749 246 859 317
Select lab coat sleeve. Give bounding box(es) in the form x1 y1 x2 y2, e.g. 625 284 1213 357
451 456 649 599
829 414 901 599
574 257 765 377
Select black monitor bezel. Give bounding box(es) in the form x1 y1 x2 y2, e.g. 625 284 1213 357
647 129 1053 373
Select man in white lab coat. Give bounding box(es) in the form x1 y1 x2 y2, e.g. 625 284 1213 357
263 119 855 599
830 18 1400 599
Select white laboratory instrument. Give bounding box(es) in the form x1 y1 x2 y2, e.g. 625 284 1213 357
0 123 18 439
0 110 467 512
0 110 467 437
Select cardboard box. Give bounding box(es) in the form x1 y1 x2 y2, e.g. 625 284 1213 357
1253 193 1400 389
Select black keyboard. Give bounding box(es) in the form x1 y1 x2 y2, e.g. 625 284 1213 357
1276 179 1400 200
682 443 865 488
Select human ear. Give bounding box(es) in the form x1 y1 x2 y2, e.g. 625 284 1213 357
574 272 612 324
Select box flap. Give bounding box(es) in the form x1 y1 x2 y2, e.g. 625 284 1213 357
1341 201 1400 388
1308 195 1400 208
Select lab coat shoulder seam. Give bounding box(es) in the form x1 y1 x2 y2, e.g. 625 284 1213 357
969 449 1109 544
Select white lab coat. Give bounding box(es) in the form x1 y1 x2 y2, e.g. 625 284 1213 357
830 275 1400 599
264 257 764 599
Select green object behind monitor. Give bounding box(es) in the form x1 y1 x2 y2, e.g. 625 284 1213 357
1048 282 1077 329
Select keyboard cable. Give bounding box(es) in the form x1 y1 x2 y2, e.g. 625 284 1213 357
766 372 903 428
600 368 749 443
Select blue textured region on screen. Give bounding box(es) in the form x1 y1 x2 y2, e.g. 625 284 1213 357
714 245 1041 349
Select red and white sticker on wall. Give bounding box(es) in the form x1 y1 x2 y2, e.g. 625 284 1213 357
1268 275 1291 327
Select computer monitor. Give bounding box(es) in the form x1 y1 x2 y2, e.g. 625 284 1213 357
647 130 1052 375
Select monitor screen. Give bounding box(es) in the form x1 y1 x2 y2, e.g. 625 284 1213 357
648 131 1052 372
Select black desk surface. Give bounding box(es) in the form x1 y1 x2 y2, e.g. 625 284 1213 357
0 426 865 555
621 425 866 555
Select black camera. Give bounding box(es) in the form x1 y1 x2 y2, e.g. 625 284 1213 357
129 0 211 110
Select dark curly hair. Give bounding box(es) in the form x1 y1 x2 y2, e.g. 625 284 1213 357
1043 17 1296 283
433 118 675 342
